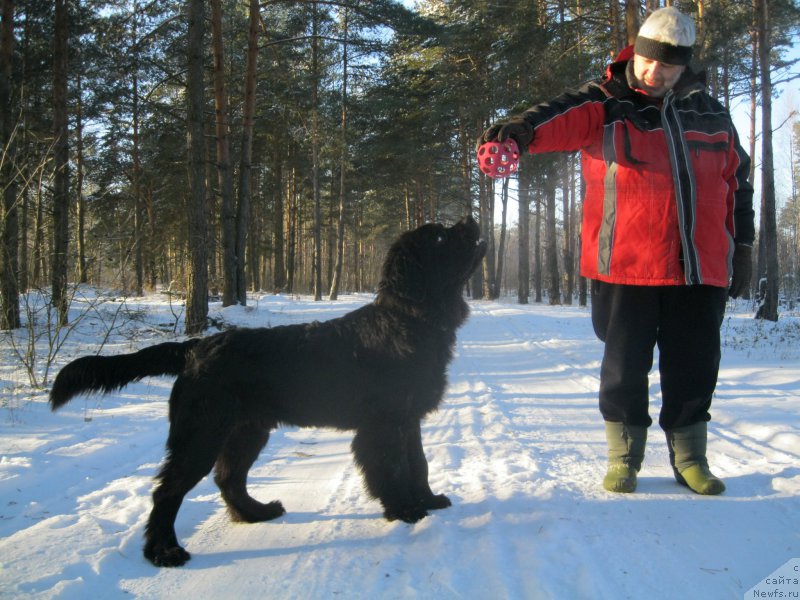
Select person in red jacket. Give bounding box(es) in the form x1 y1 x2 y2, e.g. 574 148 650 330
479 6 755 495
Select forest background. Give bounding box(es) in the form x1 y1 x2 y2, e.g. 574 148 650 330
0 0 799 337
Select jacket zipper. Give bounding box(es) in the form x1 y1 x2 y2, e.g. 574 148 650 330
662 91 702 286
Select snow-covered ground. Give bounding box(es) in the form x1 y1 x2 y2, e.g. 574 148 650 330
1 291 798 599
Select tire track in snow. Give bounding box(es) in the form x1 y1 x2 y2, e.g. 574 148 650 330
451 302 605 495
404 301 604 598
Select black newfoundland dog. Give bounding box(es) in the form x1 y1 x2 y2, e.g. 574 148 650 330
50 216 486 567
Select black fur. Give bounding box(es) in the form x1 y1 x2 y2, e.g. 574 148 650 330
49 216 486 567
50 340 201 409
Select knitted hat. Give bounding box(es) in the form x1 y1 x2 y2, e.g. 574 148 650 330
634 7 695 66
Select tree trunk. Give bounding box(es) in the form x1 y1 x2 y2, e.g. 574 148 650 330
32 186 44 286
749 1 759 304
462 119 476 297
748 23 758 188
793 126 800 302
609 0 623 57
624 0 639 45
0 0 19 329
755 0 779 321
329 7 349 301
272 154 286 291
533 188 542 303
287 167 297 294
480 177 495 299
311 3 322 301
132 70 144 296
493 177 508 299
147 187 158 288
75 71 87 286
563 155 575 305
16 6 29 293
211 0 236 306
545 175 561 305
185 0 208 335
517 169 531 305
52 0 70 325
236 0 260 304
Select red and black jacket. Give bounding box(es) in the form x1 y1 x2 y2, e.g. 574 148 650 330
518 47 755 288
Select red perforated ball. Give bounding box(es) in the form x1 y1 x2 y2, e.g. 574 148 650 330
477 139 520 179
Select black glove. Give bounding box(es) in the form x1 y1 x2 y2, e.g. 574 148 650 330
477 117 534 152
728 243 752 298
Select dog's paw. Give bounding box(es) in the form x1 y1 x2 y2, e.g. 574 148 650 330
424 493 452 510
229 499 286 523
383 506 429 524
144 542 191 567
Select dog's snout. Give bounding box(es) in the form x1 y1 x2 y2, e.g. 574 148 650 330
452 215 480 240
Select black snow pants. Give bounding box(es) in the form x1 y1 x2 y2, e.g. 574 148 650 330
590 280 728 431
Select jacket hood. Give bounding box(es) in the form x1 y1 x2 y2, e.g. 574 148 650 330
603 45 706 100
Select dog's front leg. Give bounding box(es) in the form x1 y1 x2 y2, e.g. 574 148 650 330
352 422 423 523
352 418 445 524
406 420 451 511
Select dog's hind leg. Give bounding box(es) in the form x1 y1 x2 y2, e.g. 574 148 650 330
144 416 226 567
406 420 451 511
214 422 286 523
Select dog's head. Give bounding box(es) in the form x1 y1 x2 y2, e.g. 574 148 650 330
378 216 486 310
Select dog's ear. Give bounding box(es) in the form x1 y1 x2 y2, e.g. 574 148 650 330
381 244 427 303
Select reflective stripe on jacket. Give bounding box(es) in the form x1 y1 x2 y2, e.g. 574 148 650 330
519 48 755 288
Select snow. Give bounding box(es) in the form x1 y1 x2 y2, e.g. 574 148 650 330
1 291 798 599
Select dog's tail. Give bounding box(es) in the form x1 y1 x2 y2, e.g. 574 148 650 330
49 338 201 410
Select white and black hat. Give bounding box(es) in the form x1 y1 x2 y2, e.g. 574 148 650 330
633 6 696 66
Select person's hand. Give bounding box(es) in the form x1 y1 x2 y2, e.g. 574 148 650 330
477 123 502 148
728 243 752 298
477 117 534 152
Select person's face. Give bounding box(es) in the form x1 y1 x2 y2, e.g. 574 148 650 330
632 54 686 98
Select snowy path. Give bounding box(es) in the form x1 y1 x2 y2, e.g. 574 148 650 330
1 294 798 599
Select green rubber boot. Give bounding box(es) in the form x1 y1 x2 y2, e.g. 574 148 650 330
666 422 726 495
603 422 647 493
